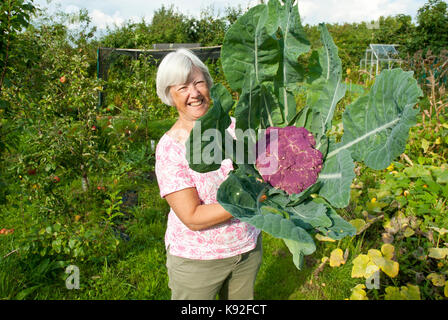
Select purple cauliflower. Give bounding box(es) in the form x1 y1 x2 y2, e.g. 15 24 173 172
255 126 323 195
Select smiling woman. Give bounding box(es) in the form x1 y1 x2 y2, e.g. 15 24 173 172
156 49 213 132
153 48 262 300
169 67 211 124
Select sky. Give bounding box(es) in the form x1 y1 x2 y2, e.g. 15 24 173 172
33 0 428 33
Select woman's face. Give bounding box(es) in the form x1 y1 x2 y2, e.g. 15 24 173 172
169 67 210 123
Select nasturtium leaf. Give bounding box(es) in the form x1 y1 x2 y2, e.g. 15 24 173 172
428 247 448 259
444 281 448 298
403 227 415 237
381 244 395 260
427 273 446 287
379 258 399 278
366 199 388 212
429 227 448 236
349 219 366 234
351 254 370 278
431 166 448 184
386 285 421 300
368 248 399 278
315 234 336 242
329 248 345 267
384 286 402 300
403 165 432 178
365 263 380 278
350 284 368 300
400 284 421 300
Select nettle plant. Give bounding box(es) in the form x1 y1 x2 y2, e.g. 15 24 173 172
186 0 422 269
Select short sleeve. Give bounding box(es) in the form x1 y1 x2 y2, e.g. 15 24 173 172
155 135 195 198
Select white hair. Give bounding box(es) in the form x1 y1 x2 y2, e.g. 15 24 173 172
156 48 213 106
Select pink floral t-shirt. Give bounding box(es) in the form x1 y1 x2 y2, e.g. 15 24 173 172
155 119 260 260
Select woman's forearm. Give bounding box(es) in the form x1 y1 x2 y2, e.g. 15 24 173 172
186 203 233 231
164 188 233 231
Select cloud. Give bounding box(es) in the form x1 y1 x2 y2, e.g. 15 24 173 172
298 0 424 25
90 9 126 29
34 0 426 31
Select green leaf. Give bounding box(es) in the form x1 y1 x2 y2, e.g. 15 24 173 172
217 167 316 256
223 0 311 129
15 285 43 300
265 0 310 86
428 248 448 259
221 4 279 92
305 24 346 149
265 0 310 125
403 165 432 178
327 69 423 170
430 166 448 184
318 148 356 208
314 198 357 240
283 238 305 270
235 79 281 135
287 181 323 207
288 23 345 155
257 206 316 255
286 200 332 229
186 84 235 173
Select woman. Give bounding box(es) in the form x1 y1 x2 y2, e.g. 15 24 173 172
155 48 262 300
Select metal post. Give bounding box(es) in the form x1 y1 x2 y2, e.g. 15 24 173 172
97 47 103 108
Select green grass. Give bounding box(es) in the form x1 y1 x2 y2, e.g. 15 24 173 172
255 233 309 299
255 232 361 300
0 176 360 300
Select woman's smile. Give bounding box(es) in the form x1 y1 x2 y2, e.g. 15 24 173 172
188 99 204 107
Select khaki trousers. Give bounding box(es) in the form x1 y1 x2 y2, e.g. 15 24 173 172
166 234 262 300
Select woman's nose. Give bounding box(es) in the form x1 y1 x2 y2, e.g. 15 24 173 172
188 84 201 97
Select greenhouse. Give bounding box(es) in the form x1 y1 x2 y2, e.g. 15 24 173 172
360 44 402 76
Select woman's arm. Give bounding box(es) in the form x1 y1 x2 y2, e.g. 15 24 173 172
165 187 233 231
